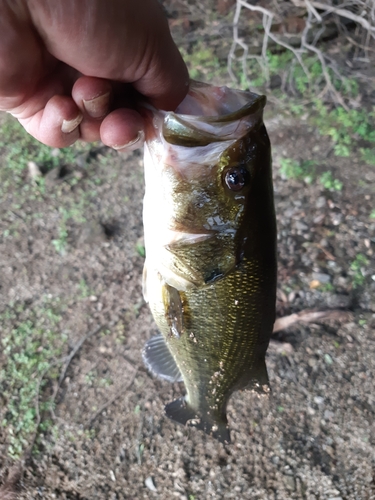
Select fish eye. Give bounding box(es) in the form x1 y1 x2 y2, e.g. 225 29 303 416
223 165 250 192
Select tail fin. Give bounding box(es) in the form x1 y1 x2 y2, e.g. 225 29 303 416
165 397 230 443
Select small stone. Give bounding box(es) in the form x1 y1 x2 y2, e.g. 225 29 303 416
312 272 331 283
28 161 42 179
145 476 157 492
314 396 324 405
309 280 320 289
324 353 333 365
324 410 334 420
285 475 296 491
316 196 326 208
295 221 308 231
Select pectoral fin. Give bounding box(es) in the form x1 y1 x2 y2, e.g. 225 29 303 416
142 334 182 383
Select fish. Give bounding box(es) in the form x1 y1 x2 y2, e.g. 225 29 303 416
141 81 277 443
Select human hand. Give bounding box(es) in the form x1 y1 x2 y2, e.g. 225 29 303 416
0 0 189 149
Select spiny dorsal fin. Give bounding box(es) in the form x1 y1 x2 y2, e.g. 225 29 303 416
142 334 182 383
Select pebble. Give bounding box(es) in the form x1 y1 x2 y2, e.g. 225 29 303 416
28 161 42 179
312 272 331 283
324 410 334 420
145 476 157 492
285 475 296 491
314 396 325 405
324 353 333 365
295 221 308 231
316 196 326 208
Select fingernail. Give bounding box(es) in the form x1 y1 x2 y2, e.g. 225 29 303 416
83 92 110 118
61 113 83 134
112 130 145 151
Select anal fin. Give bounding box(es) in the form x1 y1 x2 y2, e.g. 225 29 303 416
142 334 183 383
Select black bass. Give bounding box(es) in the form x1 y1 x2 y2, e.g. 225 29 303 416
142 81 277 443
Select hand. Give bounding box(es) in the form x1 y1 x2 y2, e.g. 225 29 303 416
0 0 189 149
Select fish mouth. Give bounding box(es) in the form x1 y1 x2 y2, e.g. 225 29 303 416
162 82 266 147
163 96 265 148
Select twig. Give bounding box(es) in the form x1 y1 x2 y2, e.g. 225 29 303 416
346 34 375 53
306 42 349 109
292 0 375 37
239 0 310 78
54 324 105 397
85 367 138 429
273 309 353 333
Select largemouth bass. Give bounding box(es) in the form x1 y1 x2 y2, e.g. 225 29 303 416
142 81 277 443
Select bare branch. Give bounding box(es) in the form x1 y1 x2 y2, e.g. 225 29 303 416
273 309 353 333
292 0 375 37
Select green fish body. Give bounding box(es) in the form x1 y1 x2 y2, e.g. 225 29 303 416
142 81 277 442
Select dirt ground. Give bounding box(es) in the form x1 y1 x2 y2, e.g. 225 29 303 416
1 4 375 500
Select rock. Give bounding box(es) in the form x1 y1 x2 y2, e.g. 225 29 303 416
312 272 331 283
316 196 326 208
314 396 324 405
28 161 42 179
285 475 296 491
145 476 157 492
295 221 308 231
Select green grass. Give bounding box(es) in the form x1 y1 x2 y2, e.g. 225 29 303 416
350 254 369 288
0 297 67 458
360 148 375 166
135 242 146 258
232 48 375 166
279 158 343 191
52 203 88 254
52 223 68 255
319 171 343 192
0 118 90 189
312 103 375 160
279 158 316 183
180 42 227 82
